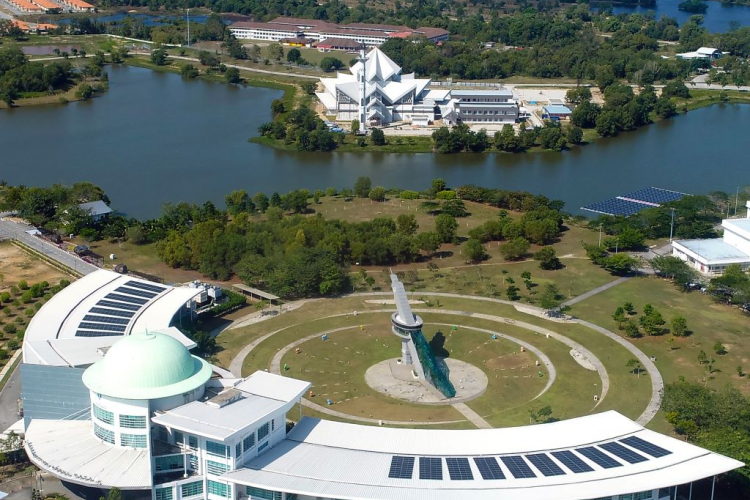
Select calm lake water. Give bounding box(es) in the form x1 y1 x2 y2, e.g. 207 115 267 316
0 65 747 220
608 0 750 32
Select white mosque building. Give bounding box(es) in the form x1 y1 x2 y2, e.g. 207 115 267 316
316 48 519 129
19 270 744 500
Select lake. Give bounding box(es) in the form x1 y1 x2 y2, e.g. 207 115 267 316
607 0 750 33
0 65 747 220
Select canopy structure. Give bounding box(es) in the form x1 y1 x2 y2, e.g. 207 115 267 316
233 284 280 304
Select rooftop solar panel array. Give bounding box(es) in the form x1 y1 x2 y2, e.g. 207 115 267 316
473 457 505 480
446 458 473 481
89 307 134 318
125 280 166 294
525 453 565 477
620 436 672 458
576 447 623 469
79 322 126 332
76 331 124 338
115 286 158 299
419 457 443 480
550 450 594 473
97 300 140 312
599 442 648 464
388 456 415 479
500 456 536 479
106 293 147 305
82 315 129 325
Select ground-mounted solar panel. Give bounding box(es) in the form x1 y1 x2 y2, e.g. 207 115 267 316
82 315 130 325
89 307 135 318
446 457 473 480
500 456 536 479
106 293 148 305
620 436 672 458
388 456 415 479
76 331 124 337
473 457 505 480
525 453 566 477
125 280 166 293
97 300 141 312
79 322 126 332
115 286 157 299
550 450 594 473
575 447 623 469
599 442 648 464
418 457 443 480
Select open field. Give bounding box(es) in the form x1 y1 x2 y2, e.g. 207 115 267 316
0 242 68 289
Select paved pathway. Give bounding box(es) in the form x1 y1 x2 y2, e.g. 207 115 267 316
0 354 22 433
452 403 492 429
561 277 631 307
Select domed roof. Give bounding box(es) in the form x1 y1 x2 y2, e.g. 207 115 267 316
82 332 212 400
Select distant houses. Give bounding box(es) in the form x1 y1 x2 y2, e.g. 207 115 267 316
676 47 724 60
78 200 112 222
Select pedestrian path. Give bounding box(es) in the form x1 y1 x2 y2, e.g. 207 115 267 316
561 277 630 307
452 403 492 429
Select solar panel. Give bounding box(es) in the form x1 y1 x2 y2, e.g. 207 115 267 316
575 447 623 469
473 457 505 480
525 454 565 477
97 300 141 311
79 322 126 332
116 286 157 299
82 315 130 325
582 198 651 217
418 457 443 480
388 456 415 479
550 450 594 474
446 458 473 480
599 442 648 464
620 436 672 458
106 293 148 305
76 331 124 337
620 187 685 205
89 307 135 318
500 456 536 479
125 280 166 293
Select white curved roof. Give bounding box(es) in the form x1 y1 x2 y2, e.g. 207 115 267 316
224 412 743 500
23 270 200 366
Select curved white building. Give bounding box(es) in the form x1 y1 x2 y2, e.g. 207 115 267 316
19 271 744 500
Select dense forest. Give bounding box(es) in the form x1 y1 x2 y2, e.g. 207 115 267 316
0 47 76 106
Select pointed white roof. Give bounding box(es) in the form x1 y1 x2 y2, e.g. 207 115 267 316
364 47 401 81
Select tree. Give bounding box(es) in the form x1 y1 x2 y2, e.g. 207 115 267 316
354 177 372 198
534 246 561 270
602 253 638 275
320 57 344 72
654 96 677 118
150 47 168 66
75 84 94 100
627 358 643 377
351 119 360 134
566 126 583 145
253 192 269 212
435 214 458 243
624 319 641 338
640 305 666 335
181 64 199 79
624 302 635 315
268 43 284 61
595 110 621 137
370 128 386 146
286 48 302 64
464 238 486 263
595 65 616 91
528 405 556 424
271 99 285 116
613 307 627 329
396 214 418 236
416 231 441 255
500 237 530 261
571 101 601 128
714 341 727 355
566 87 592 105
369 186 386 202
697 349 709 364
506 285 520 301
539 283 562 312
670 315 688 337
225 67 241 84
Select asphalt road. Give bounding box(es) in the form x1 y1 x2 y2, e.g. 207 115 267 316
0 218 98 275
0 367 21 433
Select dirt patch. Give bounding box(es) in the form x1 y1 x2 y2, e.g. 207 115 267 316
0 242 69 291
485 352 536 371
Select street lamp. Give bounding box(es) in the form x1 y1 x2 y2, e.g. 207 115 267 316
669 207 676 243
734 186 741 217
598 223 603 248
186 8 191 48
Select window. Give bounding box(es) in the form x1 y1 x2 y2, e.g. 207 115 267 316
174 430 184 445
93 405 114 425
154 454 184 472
271 419 275 431
155 487 173 500
206 460 229 475
258 422 270 441
206 440 229 457
181 481 203 498
235 441 242 457
94 423 114 444
258 441 269 453
207 480 230 498
120 433 147 448
246 486 281 500
189 454 198 471
243 434 256 451
120 414 146 428
188 435 198 450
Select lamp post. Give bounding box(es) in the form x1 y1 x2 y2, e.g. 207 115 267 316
669 207 676 243
598 223 603 247
187 8 191 48
734 186 740 217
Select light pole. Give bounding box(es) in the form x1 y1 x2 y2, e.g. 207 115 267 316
734 186 740 217
669 207 676 243
598 223 603 247
187 8 191 48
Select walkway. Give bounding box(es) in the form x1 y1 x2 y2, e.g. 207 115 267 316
561 277 631 307
452 403 492 429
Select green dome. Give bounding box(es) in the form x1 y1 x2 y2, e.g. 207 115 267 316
82 332 212 400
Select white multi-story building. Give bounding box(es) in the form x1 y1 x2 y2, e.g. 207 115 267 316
672 201 750 275
20 270 744 500
316 48 519 127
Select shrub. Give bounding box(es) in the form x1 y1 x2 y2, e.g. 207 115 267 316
399 190 420 200
464 238 486 263
500 237 531 261
0 292 9 303
369 186 386 202
7 339 18 350
3 324 17 334
18 280 28 290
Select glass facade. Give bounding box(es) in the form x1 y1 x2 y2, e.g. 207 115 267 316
174 430 184 444
154 454 184 472
93 423 114 444
181 481 203 497
236 441 242 458
155 487 173 500
119 414 146 428
243 434 256 451
120 433 147 448
246 486 281 500
207 480 230 498
206 440 229 457
258 422 270 441
206 460 229 476
93 404 114 425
